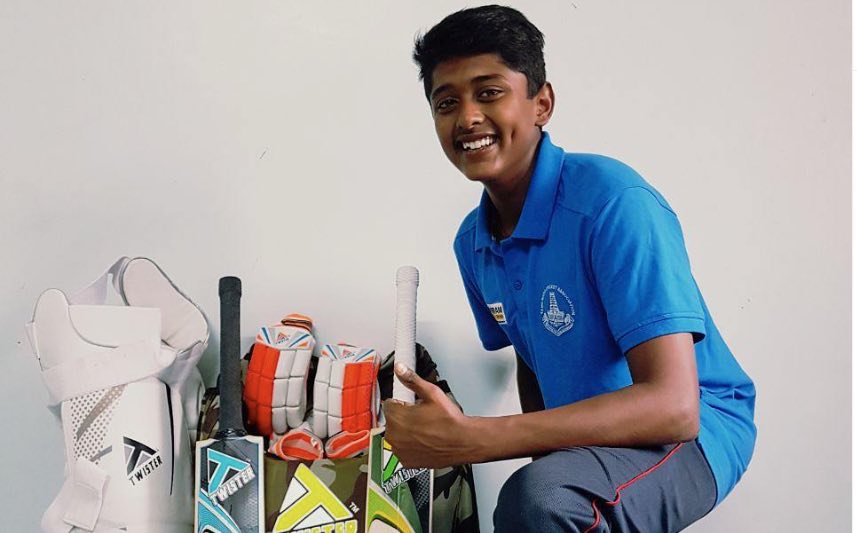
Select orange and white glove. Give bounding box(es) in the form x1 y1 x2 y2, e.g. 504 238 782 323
313 343 380 458
243 314 315 437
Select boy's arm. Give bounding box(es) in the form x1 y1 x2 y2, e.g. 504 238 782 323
383 332 699 468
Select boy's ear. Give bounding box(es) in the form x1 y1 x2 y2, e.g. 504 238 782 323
534 82 555 127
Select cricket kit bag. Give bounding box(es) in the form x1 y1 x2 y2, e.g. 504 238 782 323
26 257 209 533
197 341 481 533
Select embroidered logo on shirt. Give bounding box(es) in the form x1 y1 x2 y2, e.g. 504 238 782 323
488 302 507 324
540 285 575 336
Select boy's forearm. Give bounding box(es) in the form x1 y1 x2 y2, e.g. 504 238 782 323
461 382 700 464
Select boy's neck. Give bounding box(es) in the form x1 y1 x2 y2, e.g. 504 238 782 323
484 138 541 240
485 173 531 241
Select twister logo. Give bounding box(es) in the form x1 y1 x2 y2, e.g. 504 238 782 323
196 448 257 533
206 449 256 503
381 439 426 494
273 464 358 533
124 437 162 486
258 326 312 349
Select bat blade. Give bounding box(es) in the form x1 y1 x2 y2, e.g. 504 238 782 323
196 436 264 532
367 429 433 533
195 277 264 533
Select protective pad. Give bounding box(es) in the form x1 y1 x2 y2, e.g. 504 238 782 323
119 257 209 354
243 314 315 437
27 257 209 533
312 343 379 440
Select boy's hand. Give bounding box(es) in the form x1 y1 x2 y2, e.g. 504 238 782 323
383 363 474 468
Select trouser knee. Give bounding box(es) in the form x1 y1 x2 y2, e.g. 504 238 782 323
493 461 596 533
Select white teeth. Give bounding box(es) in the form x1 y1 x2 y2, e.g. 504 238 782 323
462 136 495 151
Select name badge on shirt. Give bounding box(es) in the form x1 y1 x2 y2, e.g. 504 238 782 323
488 302 507 325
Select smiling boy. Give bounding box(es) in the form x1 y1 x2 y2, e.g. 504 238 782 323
383 5 756 532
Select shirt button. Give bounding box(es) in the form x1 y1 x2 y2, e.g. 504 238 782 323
513 280 523 290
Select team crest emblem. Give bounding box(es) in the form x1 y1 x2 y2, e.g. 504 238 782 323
540 284 575 336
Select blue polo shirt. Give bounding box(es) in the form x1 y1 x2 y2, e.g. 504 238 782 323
453 132 756 504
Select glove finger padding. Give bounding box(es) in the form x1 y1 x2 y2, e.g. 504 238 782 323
243 314 316 437
313 343 379 458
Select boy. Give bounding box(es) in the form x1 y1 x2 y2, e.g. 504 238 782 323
383 5 756 532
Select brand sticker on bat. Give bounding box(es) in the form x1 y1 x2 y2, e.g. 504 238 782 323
205 449 256 503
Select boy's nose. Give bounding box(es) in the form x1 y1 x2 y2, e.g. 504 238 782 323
457 101 484 130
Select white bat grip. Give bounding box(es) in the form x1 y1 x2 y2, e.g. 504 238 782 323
393 266 419 403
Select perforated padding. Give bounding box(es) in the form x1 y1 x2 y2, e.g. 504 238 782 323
67 385 126 463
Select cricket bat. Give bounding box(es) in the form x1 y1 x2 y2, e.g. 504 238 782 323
366 266 433 533
195 276 265 533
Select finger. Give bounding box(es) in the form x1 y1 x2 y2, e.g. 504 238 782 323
382 399 405 418
394 362 444 402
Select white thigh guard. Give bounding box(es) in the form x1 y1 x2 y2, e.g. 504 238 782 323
26 257 209 533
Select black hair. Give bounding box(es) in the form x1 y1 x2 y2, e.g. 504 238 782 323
413 5 546 100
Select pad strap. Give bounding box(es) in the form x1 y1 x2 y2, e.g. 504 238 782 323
41 458 109 532
41 340 174 405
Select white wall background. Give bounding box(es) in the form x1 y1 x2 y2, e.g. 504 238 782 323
0 1 849 531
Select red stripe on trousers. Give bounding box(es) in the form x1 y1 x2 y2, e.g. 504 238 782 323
582 443 685 533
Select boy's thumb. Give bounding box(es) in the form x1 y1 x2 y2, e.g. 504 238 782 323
394 362 440 401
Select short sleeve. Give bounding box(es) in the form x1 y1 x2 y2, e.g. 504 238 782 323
454 242 512 351
590 187 706 353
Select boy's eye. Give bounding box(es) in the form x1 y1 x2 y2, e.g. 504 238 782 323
478 88 502 99
434 98 457 112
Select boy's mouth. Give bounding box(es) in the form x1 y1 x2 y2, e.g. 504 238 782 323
456 135 498 153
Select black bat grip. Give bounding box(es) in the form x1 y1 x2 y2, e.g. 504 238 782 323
217 276 246 437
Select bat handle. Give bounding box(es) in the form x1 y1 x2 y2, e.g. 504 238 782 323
394 266 419 403
218 276 245 437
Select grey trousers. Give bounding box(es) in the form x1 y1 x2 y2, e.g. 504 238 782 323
493 440 717 533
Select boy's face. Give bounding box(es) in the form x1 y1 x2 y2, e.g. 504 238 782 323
429 53 552 189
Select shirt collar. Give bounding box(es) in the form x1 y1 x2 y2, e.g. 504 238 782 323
474 131 564 251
